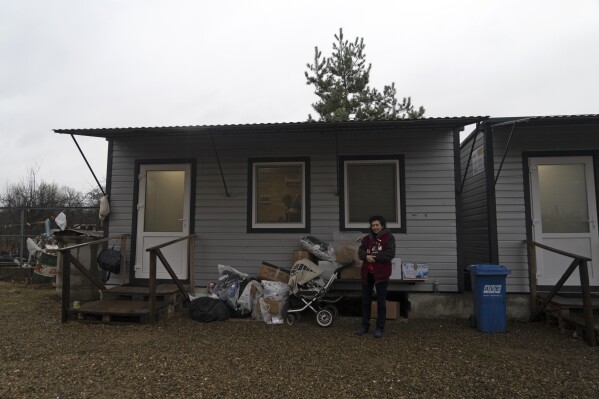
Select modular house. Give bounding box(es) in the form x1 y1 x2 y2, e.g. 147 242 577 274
55 117 484 299
459 114 599 295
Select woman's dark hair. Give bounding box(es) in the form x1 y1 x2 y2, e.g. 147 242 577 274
368 215 386 228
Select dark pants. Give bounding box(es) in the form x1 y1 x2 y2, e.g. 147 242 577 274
361 273 389 330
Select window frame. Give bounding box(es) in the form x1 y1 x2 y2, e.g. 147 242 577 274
247 157 310 233
339 155 406 232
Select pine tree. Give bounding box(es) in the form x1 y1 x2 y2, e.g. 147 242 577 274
305 28 425 122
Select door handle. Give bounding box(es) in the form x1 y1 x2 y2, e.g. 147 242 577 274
584 219 596 229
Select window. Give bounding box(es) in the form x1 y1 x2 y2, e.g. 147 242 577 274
248 158 310 232
340 156 405 232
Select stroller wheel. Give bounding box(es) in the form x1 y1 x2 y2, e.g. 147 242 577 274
316 308 334 327
324 305 338 318
286 313 296 326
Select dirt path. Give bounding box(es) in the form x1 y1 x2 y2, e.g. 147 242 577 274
1 281 598 398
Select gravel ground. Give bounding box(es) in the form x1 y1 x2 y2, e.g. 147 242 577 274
1 281 599 399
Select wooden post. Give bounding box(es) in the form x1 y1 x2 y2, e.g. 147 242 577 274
527 241 538 318
67 252 106 291
155 249 191 304
530 258 580 321
61 249 71 323
120 235 127 285
578 260 596 346
149 251 157 323
188 235 195 293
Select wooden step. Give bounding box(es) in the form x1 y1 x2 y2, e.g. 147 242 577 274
536 294 599 345
102 284 183 305
537 294 599 310
73 299 175 324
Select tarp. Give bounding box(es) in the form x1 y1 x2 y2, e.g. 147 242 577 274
288 259 324 295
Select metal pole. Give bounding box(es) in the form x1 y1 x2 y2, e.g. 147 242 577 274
70 134 106 196
493 122 517 190
19 209 24 263
210 134 230 197
459 123 480 195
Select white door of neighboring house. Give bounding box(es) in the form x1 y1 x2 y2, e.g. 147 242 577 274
529 156 599 286
135 163 191 280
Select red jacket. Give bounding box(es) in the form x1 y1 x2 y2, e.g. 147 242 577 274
358 229 396 283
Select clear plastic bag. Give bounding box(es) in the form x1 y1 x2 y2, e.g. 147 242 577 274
238 280 262 314
217 264 249 280
259 297 272 325
300 235 336 261
212 275 240 309
211 264 251 309
262 280 289 301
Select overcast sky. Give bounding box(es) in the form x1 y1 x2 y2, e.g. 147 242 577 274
1 0 598 193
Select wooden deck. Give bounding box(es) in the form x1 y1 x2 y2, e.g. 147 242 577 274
71 284 183 324
537 294 599 342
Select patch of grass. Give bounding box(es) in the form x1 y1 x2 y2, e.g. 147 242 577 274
0 281 57 312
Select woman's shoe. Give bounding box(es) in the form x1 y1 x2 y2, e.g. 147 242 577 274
355 325 369 336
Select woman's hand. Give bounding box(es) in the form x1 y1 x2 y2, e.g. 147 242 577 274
366 255 376 263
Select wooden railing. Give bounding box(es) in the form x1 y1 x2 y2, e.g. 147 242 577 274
146 234 195 323
59 234 129 323
526 240 596 346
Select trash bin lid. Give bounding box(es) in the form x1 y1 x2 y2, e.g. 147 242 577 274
468 264 511 275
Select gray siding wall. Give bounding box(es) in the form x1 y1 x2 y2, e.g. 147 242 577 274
108 128 460 292
458 131 490 273
492 124 599 292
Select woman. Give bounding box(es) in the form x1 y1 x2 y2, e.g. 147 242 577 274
355 215 396 338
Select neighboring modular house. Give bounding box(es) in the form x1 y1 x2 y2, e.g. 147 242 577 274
55 117 483 292
459 114 599 294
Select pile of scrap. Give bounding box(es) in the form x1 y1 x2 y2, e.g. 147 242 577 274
189 262 291 324
187 235 368 324
25 236 59 283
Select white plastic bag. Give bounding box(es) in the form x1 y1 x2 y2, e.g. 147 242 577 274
55 212 67 231
262 280 289 301
99 196 110 224
238 280 262 313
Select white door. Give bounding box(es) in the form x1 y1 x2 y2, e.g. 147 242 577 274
529 156 599 286
135 163 191 280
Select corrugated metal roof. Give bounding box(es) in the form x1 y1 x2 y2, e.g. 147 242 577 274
487 114 599 127
53 116 488 138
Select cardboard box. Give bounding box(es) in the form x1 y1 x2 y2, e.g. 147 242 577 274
390 258 402 280
371 300 400 320
258 262 290 283
263 298 284 315
402 263 429 280
293 250 315 262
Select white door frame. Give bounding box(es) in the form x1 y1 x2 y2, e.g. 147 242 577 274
134 163 192 281
529 156 599 286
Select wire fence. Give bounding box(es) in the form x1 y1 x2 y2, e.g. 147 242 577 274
0 207 100 262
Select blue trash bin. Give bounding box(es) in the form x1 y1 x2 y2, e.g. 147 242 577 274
468 264 511 333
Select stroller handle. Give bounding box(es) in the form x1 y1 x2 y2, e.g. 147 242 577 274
334 262 358 274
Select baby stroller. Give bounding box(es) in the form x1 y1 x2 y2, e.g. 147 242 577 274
286 259 353 327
